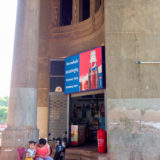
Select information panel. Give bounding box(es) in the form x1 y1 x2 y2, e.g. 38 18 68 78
65 47 104 94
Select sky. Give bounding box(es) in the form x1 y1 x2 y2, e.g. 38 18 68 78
0 1 17 97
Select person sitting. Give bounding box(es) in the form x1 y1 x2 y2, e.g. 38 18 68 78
35 138 53 160
25 141 36 160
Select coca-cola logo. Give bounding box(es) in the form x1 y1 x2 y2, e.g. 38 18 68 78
98 139 104 146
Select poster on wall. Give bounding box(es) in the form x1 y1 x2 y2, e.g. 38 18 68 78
71 125 78 146
65 46 105 94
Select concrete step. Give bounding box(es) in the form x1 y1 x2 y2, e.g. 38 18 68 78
65 147 98 160
66 154 98 160
51 145 107 160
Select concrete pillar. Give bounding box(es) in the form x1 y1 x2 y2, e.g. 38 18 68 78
90 0 96 16
104 0 160 159
79 0 83 21
38 0 51 138
2 0 40 149
95 0 101 12
90 0 96 30
72 0 80 24
51 0 60 27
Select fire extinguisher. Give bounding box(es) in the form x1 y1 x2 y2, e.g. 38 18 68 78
97 129 107 153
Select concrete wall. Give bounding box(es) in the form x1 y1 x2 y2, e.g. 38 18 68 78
37 0 51 138
105 0 160 159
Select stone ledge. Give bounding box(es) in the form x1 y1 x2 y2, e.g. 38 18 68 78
1 128 39 148
0 148 17 160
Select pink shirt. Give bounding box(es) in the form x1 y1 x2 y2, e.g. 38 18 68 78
36 144 50 158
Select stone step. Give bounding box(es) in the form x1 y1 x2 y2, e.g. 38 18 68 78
65 148 98 160
66 149 98 157
66 154 98 160
51 145 100 160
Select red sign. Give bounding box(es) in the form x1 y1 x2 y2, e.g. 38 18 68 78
80 47 103 91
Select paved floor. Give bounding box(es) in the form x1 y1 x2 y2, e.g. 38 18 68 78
52 144 108 160
0 142 109 160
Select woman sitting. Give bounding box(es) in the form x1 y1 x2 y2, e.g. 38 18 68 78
35 138 53 160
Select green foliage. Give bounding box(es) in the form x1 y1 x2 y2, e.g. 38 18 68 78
0 107 8 123
0 96 8 123
0 96 8 107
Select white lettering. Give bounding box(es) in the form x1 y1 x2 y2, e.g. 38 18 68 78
66 59 78 66
74 77 78 80
66 78 73 82
66 86 73 89
66 68 79 74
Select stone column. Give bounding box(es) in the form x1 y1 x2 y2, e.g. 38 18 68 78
95 0 102 12
90 0 96 30
51 0 60 27
2 0 40 148
90 0 96 17
79 0 83 21
72 0 80 24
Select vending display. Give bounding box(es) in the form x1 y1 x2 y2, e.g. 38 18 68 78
71 125 78 145
70 94 105 144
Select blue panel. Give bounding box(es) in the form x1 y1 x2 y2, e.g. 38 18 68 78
65 54 80 94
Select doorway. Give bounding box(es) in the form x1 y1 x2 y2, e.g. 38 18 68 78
69 93 105 146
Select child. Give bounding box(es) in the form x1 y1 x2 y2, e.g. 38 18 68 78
25 141 36 160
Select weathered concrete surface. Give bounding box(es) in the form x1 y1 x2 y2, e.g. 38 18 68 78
2 128 39 148
105 0 160 159
2 88 39 147
0 148 17 160
107 99 160 160
7 88 37 128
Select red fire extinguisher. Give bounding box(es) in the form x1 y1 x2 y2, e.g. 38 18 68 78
97 129 107 153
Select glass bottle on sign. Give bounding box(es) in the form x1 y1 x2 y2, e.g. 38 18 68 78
88 50 99 89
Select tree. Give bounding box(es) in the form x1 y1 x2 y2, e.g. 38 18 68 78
0 107 8 123
0 97 8 124
0 96 9 107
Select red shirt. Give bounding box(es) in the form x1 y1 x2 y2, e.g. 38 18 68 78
35 144 50 159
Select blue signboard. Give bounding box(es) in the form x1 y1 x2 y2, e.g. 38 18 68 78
65 54 80 94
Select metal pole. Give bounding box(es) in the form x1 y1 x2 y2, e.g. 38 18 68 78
136 61 160 64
